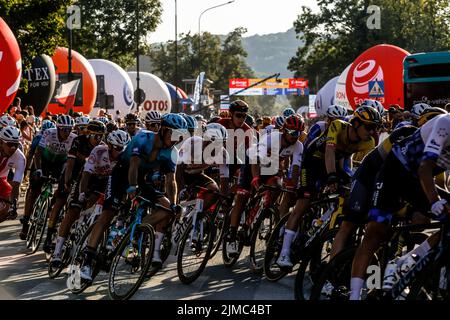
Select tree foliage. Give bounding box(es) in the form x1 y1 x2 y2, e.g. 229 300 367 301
0 0 72 69
73 0 162 68
289 0 450 92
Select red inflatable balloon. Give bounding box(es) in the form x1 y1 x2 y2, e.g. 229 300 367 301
346 44 410 110
0 18 22 114
47 47 97 115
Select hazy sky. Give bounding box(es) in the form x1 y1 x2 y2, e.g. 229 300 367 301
150 0 319 43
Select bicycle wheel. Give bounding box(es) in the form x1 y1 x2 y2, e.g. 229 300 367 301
294 228 338 300
30 197 50 254
26 196 42 249
67 222 104 295
249 208 278 273
108 223 155 300
209 208 226 259
221 214 244 268
310 246 357 300
48 238 73 279
177 213 216 284
263 213 290 281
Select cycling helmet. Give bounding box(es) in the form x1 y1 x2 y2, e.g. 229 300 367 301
96 116 109 125
0 125 21 142
194 114 205 122
352 106 382 125
283 114 305 132
361 99 385 117
274 116 286 128
106 121 119 133
282 107 296 118
107 129 131 148
0 115 16 128
56 114 74 127
124 113 140 124
207 116 221 124
182 114 198 130
41 120 56 131
326 104 348 119
161 113 188 130
87 120 107 134
203 123 228 141
229 100 249 113
75 115 90 126
145 110 161 123
219 110 231 118
244 114 255 127
417 107 448 127
411 103 431 118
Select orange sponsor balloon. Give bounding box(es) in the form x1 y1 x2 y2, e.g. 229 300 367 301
47 47 96 115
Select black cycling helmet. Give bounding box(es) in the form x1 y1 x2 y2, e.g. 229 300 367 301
351 105 382 126
229 100 249 113
244 114 255 127
124 113 139 124
87 120 107 134
106 120 119 133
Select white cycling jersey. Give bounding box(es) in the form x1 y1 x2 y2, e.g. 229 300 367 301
248 131 304 168
0 148 26 183
178 136 230 177
84 145 119 176
38 128 76 159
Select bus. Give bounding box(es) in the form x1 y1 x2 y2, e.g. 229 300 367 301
404 51 450 110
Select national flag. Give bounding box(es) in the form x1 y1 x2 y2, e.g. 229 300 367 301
54 79 80 111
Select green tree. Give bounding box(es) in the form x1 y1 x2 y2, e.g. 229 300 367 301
289 0 450 93
73 0 162 67
0 0 72 69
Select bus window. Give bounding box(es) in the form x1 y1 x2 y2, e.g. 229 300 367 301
409 63 450 79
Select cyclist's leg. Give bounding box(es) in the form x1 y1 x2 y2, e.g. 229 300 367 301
228 164 252 238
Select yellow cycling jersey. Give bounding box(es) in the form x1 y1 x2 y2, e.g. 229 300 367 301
308 119 375 160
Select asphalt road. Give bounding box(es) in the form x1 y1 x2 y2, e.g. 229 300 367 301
0 199 296 300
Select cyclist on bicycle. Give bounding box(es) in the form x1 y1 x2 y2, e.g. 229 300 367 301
144 111 161 133
0 126 25 223
79 113 187 280
20 115 76 240
50 129 130 268
226 115 305 254
43 120 107 253
277 106 381 268
349 111 450 300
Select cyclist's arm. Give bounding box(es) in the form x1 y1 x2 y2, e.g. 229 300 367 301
418 159 441 204
10 181 20 204
64 157 76 187
165 172 177 203
34 146 43 170
79 171 91 195
128 155 140 187
325 144 337 174
219 164 229 194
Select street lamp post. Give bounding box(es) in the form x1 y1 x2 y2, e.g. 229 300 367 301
174 0 179 113
135 0 141 113
198 0 235 71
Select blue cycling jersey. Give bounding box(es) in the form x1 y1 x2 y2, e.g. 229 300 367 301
123 130 178 173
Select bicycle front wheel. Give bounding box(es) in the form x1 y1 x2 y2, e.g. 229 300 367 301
30 197 50 254
108 223 155 300
177 213 216 284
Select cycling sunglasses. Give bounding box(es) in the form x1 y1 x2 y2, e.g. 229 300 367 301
111 145 124 152
147 122 161 128
59 127 72 133
233 112 247 119
5 142 19 148
90 134 104 140
285 128 301 138
364 123 380 132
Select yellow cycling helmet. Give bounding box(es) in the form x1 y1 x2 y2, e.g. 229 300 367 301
417 107 447 127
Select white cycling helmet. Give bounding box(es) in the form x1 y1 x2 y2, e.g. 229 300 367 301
56 114 74 127
145 110 162 123
411 103 431 118
203 123 228 141
0 125 21 142
107 129 131 148
326 104 348 119
0 115 17 128
361 99 385 117
75 115 90 126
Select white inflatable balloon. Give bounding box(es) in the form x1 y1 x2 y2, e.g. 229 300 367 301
127 72 172 117
88 59 134 117
315 76 338 116
334 63 353 111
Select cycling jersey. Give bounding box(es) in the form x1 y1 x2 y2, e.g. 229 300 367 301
307 119 375 160
216 118 255 153
38 128 76 163
84 145 119 177
304 121 327 149
0 148 26 183
393 114 450 176
123 129 178 173
68 135 103 160
178 136 229 177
